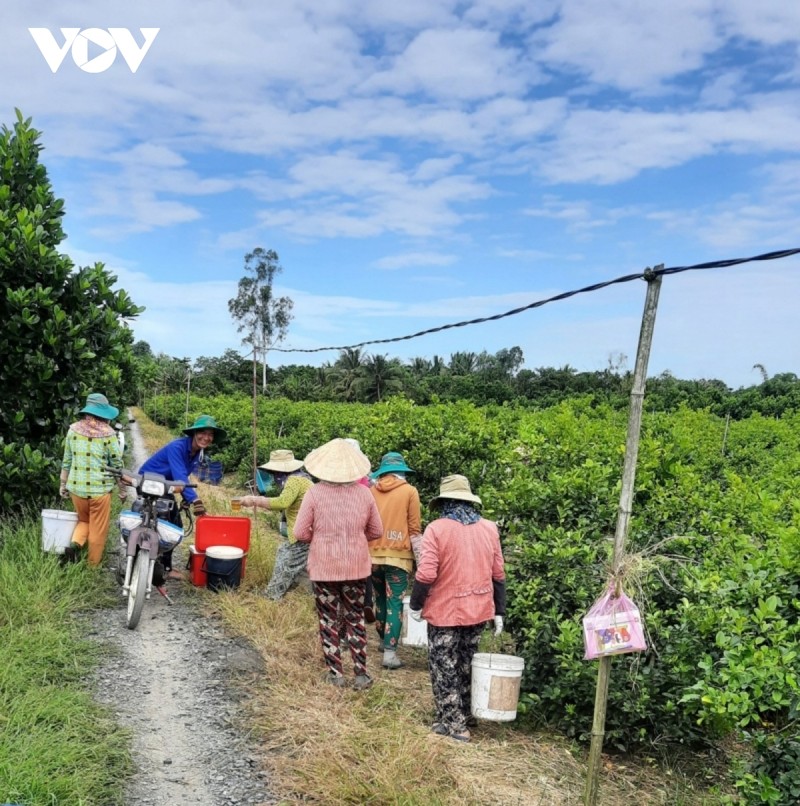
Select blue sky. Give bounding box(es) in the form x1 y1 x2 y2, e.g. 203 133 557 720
3 1 800 387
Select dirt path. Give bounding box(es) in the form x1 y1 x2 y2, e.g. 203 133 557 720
87 415 277 806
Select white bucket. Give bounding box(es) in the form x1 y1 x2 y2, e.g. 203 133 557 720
471 653 525 721
41 509 78 554
401 595 428 647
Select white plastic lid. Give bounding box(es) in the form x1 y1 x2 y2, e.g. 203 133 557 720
205 545 244 560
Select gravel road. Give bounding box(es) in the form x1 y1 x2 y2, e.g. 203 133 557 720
86 416 278 806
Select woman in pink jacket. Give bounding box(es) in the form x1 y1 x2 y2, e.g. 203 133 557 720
294 439 383 691
409 475 506 742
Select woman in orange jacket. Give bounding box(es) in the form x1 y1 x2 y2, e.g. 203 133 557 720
369 451 422 669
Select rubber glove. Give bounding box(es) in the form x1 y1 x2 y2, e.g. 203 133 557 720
409 609 423 622
494 615 504 636
192 499 207 517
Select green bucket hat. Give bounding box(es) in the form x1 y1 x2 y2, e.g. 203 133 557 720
370 451 414 479
80 392 119 421
183 414 227 446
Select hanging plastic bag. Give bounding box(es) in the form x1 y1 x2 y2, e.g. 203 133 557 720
582 583 647 660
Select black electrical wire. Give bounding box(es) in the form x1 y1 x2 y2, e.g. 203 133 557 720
271 247 800 354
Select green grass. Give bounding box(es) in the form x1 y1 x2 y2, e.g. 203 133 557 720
0 512 132 806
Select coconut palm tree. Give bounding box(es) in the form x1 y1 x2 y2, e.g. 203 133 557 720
334 347 366 401
448 351 477 376
360 353 405 402
407 356 432 377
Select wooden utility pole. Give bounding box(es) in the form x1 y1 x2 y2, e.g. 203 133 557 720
251 345 258 489
583 268 663 806
184 358 192 428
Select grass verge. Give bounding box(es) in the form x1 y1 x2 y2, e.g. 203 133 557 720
0 512 132 806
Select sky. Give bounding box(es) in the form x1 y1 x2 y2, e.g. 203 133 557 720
3 0 800 388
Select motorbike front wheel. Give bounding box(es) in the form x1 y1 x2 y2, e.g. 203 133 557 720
126 550 150 630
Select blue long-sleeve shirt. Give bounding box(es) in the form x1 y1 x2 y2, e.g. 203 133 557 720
138 436 201 504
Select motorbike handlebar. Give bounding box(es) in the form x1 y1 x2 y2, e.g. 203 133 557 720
103 466 197 490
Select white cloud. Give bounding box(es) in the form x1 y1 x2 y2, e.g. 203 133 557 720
534 0 721 92
363 27 530 100
373 252 457 270
253 151 492 238
536 96 800 184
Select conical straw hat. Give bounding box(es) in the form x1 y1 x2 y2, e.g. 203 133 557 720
304 438 370 483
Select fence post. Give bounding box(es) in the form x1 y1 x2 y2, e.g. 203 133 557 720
583 267 663 806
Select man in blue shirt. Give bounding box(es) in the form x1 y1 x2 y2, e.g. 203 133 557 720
138 414 226 578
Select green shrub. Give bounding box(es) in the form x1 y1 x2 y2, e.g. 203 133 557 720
144 393 800 797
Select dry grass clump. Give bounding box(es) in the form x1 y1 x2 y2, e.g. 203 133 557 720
130 409 720 805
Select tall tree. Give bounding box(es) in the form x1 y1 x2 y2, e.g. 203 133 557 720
228 248 294 392
449 351 477 375
0 110 142 511
361 354 404 402
334 347 367 401
228 248 293 486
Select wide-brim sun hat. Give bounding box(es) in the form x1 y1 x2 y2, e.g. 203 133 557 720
304 438 370 483
260 449 304 473
430 474 482 507
183 414 227 446
80 392 119 421
370 451 414 479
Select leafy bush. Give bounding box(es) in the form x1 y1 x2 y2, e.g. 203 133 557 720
144 393 800 799
0 110 142 513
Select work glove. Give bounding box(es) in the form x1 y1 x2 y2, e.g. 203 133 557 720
493 616 504 636
409 609 423 622
192 499 207 517
59 484 69 500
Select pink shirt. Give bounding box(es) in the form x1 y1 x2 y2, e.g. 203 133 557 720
415 517 505 627
294 482 383 581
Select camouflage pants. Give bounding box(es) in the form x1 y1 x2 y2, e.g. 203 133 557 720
264 540 309 600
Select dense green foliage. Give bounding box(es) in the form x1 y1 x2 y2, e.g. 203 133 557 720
131 340 800 419
0 515 131 804
0 110 142 512
146 392 800 802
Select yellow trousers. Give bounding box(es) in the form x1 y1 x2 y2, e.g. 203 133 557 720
69 492 112 566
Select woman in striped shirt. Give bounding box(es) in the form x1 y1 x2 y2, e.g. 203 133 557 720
294 439 383 691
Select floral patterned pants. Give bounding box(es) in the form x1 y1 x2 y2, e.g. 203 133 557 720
427 623 483 734
371 565 408 650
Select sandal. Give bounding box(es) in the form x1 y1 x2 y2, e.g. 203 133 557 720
353 674 373 691
450 731 471 743
431 723 448 736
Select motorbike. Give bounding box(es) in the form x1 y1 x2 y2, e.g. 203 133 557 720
105 466 195 630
